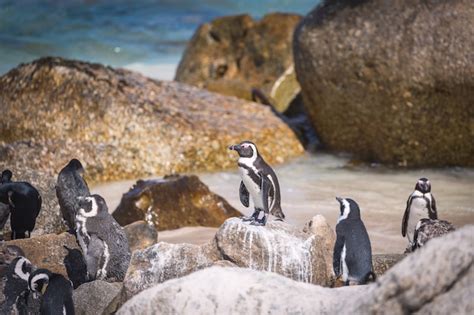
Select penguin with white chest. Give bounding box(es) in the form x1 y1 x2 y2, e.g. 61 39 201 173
28 268 75 315
75 194 131 281
333 197 375 285
56 159 91 233
229 141 284 226
401 178 437 250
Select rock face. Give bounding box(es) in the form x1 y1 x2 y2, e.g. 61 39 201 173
123 221 158 252
0 167 64 237
122 241 219 300
73 281 123 315
6 232 80 277
175 13 302 112
294 0 474 166
215 218 333 285
113 175 242 230
117 225 472 314
0 57 303 183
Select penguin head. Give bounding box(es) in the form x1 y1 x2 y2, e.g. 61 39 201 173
28 269 52 296
336 197 361 221
11 256 35 281
0 169 12 184
66 158 85 174
415 178 431 193
77 194 108 217
228 141 258 159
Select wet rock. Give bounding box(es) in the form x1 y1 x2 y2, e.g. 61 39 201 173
113 174 242 230
0 167 64 237
176 13 302 112
117 225 472 314
0 57 303 183
73 281 123 315
294 0 474 166
6 232 80 277
117 266 365 314
122 241 220 300
215 218 332 286
124 220 158 252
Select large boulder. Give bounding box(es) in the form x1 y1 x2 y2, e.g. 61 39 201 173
113 174 242 230
123 221 158 252
175 13 302 112
122 241 220 300
73 281 123 315
0 57 303 182
294 0 474 167
117 225 472 314
215 218 333 286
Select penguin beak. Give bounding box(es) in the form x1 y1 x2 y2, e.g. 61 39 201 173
228 144 241 152
335 196 343 204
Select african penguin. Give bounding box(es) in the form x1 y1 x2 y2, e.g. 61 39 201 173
28 268 75 315
229 141 284 226
333 197 375 285
56 159 91 233
75 194 131 281
412 218 455 252
401 178 438 249
0 171 42 239
0 256 37 314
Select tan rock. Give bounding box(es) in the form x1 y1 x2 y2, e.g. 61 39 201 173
123 221 158 252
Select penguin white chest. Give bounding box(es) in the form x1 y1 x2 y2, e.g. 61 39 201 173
341 244 349 282
239 167 264 209
407 198 428 243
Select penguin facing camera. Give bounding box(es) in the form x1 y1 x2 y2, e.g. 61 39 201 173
75 194 131 282
229 141 284 226
402 178 438 251
412 218 455 251
28 268 75 315
56 159 91 233
0 170 42 239
333 197 375 285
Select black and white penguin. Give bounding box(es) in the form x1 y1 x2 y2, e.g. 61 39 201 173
401 178 438 249
412 218 455 251
0 172 42 239
228 141 284 226
0 256 37 314
28 268 75 315
333 197 375 285
56 159 91 232
75 194 131 281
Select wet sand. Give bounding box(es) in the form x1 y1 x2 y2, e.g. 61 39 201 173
92 153 474 254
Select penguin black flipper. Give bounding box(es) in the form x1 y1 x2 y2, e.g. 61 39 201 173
333 228 345 278
401 196 412 237
261 176 270 214
429 195 438 220
239 181 249 208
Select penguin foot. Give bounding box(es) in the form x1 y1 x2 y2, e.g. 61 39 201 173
250 221 265 226
241 216 256 222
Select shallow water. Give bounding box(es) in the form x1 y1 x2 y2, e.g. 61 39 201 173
92 153 474 254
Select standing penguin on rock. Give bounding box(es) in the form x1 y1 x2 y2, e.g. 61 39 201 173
333 197 375 285
229 141 284 226
28 268 75 315
402 178 438 250
0 170 42 239
75 194 131 281
56 159 91 233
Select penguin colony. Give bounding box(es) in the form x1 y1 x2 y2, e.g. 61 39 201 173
0 140 459 313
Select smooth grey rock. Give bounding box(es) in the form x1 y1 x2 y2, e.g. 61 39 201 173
73 280 123 315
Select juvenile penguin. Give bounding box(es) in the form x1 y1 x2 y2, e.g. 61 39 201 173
412 218 455 251
75 194 131 281
228 141 284 226
0 174 42 239
333 197 375 285
56 159 91 232
402 178 437 249
28 268 75 315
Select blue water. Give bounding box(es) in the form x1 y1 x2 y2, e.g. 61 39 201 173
0 0 318 78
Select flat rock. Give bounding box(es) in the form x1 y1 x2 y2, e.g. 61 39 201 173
122 241 220 300
123 220 158 252
176 13 302 112
0 57 303 182
215 218 332 286
294 0 474 166
113 174 242 230
73 280 123 315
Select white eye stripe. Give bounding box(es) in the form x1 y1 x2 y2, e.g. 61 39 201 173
14 257 30 281
337 199 351 223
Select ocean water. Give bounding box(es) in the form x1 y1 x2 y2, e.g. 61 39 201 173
0 0 318 79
